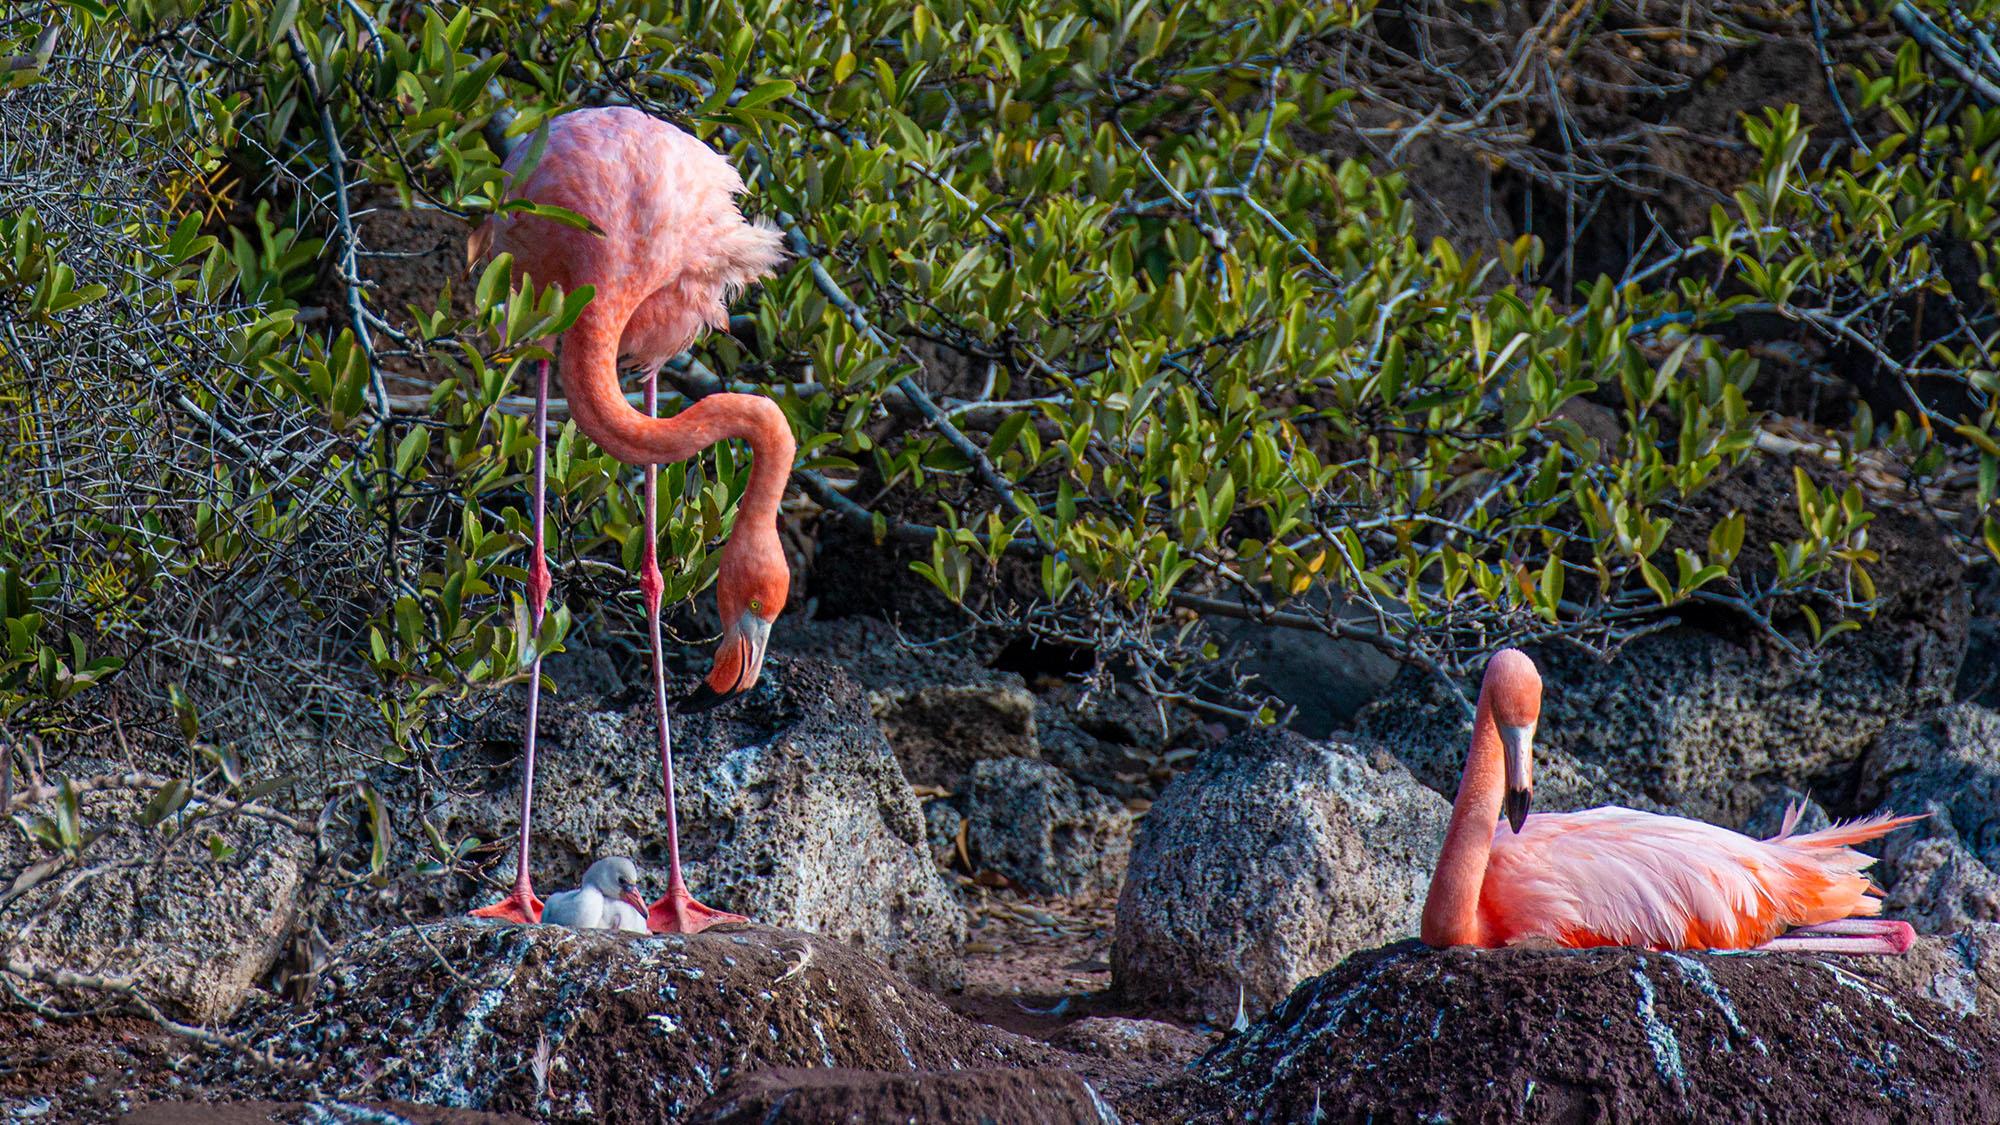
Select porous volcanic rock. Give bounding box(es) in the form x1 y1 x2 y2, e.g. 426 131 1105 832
1740 786 1832 838
1113 729 1449 1023
0 789 311 1023
1843 923 2000 1020
435 658 964 986
1196 941 2000 1123
1208 591 1401 737
689 1066 1121 1124
1049 1016 1210 1064
772 615 1042 789
1858 703 2000 930
1357 457 1966 827
226 920 1051 1122
1879 838 2000 934
872 679 1042 790
964 757 1131 896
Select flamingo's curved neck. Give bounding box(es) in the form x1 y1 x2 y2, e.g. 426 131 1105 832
1421 696 1504 947
557 306 795 520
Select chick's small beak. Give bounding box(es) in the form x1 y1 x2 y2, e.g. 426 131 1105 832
1499 721 1535 833
621 889 648 915
677 612 773 713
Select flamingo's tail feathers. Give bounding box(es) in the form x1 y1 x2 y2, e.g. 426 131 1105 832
1771 800 1807 841
1774 810 1928 849
715 218 786 299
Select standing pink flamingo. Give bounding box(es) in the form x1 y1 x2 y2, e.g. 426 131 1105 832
1420 648 1922 953
467 106 791 934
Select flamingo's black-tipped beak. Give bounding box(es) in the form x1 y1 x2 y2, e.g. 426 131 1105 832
676 680 732 714
1498 721 1535 833
673 612 771 714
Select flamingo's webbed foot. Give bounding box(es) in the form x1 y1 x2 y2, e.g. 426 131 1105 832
471 887 545 925
648 882 748 934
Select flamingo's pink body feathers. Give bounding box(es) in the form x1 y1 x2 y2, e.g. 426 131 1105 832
1422 648 1920 954
1477 806 1922 950
486 108 784 370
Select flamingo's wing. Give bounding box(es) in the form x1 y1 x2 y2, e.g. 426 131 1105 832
1481 808 1829 949
540 887 599 929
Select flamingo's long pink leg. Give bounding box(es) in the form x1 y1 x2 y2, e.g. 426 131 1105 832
1756 919 1915 955
471 359 552 925
640 365 748 936
1789 919 1914 938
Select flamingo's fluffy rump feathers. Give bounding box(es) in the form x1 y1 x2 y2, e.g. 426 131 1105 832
1480 807 1924 949
479 107 786 368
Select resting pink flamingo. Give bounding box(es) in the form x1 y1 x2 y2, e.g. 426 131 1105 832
1420 648 1922 953
467 107 791 934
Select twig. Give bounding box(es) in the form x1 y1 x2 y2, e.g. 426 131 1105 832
1891 2 2000 107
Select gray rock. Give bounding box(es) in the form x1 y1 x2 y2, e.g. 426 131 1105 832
0 788 310 1023
1858 703 2000 931
923 799 964 871
1880 837 2000 934
1845 923 2000 1019
1049 1016 1209 1063
871 679 1040 789
769 616 1043 790
1740 786 1832 838
1958 567 2000 707
1210 593 1400 738
1112 729 1449 1023
963 758 1131 896
436 658 966 987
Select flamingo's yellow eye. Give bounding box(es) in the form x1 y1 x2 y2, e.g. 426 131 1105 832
749 598 762 614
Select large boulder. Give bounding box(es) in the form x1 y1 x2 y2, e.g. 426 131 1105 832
1113 729 1449 1023
963 758 1131 896
0 787 311 1023
224 921 1050 1121
1208 592 1400 738
770 616 1042 789
1857 703 2000 931
1959 564 2000 708
1195 941 2000 1122
1358 456 1967 827
872 680 1041 790
1879 838 2000 934
431 658 964 987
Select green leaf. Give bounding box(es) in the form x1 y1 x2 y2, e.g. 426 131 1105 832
733 80 797 113
138 780 191 829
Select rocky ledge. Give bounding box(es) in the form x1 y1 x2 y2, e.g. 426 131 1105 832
212 920 1107 1123
1193 940 2000 1124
